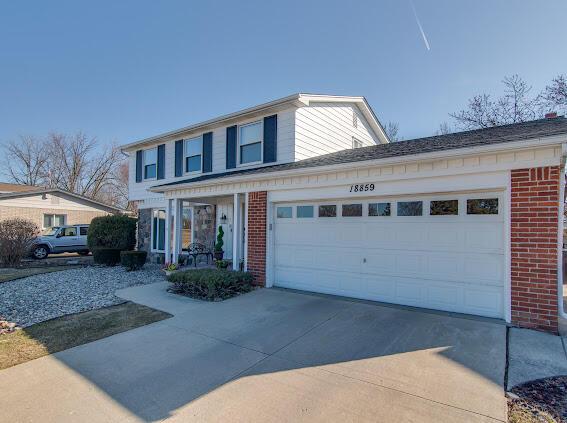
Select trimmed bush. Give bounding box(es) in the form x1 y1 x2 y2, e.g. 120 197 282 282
167 269 254 301
92 248 122 266
120 250 147 271
87 215 136 251
0 218 39 267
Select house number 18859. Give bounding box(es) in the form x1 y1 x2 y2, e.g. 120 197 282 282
350 183 375 192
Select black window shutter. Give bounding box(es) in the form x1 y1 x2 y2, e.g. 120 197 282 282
157 144 165 180
226 125 237 169
202 132 213 173
174 140 184 177
135 150 143 182
263 114 277 163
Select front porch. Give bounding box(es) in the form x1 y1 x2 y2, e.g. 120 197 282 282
163 193 248 272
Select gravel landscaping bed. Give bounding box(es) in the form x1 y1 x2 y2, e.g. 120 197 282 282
508 376 567 422
0 265 165 327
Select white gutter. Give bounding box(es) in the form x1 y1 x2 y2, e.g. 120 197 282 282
150 133 567 193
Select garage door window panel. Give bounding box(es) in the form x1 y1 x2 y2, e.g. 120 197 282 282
397 201 423 216
276 206 292 219
467 198 499 215
430 200 459 216
297 205 314 218
342 204 363 217
318 205 337 218
369 202 391 217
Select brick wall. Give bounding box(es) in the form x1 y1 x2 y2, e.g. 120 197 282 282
247 191 267 286
511 166 561 333
0 205 109 229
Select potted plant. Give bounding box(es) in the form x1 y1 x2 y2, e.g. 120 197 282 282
214 226 224 261
215 259 230 270
162 262 179 276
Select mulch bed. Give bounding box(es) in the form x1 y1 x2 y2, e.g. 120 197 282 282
508 376 567 422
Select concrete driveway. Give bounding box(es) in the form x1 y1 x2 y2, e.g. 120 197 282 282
0 283 507 422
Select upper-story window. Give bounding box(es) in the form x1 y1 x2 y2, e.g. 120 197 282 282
239 121 262 164
352 137 363 149
143 148 157 179
184 136 202 173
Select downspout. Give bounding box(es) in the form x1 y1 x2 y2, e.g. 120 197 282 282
558 143 567 320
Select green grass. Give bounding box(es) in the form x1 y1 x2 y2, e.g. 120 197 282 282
0 302 171 370
0 266 81 283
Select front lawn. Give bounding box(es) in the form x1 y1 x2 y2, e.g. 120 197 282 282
0 302 171 370
167 268 254 301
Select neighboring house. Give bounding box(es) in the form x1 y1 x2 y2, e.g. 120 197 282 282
121 93 567 334
0 183 124 229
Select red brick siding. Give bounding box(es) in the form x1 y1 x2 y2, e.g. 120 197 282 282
247 191 267 286
511 166 561 333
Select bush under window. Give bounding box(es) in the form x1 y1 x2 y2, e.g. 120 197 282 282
167 269 254 301
120 250 147 271
92 248 122 266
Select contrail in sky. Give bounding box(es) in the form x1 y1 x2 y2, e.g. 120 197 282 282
410 0 430 51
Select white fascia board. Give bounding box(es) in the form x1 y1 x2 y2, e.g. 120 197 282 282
120 93 388 152
120 93 303 152
149 135 567 194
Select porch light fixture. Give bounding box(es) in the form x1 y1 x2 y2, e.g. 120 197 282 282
220 213 227 223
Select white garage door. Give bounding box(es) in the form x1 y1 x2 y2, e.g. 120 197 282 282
273 192 505 318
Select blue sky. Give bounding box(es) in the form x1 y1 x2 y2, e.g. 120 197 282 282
1 0 566 147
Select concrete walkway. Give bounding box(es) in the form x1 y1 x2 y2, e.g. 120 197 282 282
507 327 567 390
0 283 507 422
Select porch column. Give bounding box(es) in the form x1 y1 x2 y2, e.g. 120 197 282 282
232 193 240 270
164 199 172 263
171 199 180 264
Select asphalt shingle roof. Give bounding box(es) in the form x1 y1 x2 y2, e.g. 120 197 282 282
154 117 567 189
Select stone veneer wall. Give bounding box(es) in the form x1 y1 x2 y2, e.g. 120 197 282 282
136 205 216 264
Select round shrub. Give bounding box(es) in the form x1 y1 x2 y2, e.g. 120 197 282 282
92 248 122 266
87 215 136 251
120 250 147 271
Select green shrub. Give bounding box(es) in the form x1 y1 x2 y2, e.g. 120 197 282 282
167 269 254 301
120 250 147 271
92 248 122 266
214 226 224 252
87 215 136 251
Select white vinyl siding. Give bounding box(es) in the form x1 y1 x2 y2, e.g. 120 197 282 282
294 103 379 161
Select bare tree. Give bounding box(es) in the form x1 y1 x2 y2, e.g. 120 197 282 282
435 122 452 136
4 136 49 186
541 74 567 114
449 75 540 130
3 132 129 208
384 121 400 141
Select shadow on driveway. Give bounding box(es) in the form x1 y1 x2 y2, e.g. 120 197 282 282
0 285 507 422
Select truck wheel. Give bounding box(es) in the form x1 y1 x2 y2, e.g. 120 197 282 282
32 245 49 259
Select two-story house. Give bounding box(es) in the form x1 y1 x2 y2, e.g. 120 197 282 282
122 93 567 334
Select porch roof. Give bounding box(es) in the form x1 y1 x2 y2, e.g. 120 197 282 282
151 117 567 193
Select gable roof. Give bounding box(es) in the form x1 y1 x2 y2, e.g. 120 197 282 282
152 117 567 192
0 182 38 193
0 188 126 213
120 93 389 151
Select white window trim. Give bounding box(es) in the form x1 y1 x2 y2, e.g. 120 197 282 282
143 147 158 181
237 120 263 167
42 213 66 229
184 135 203 175
151 208 166 253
